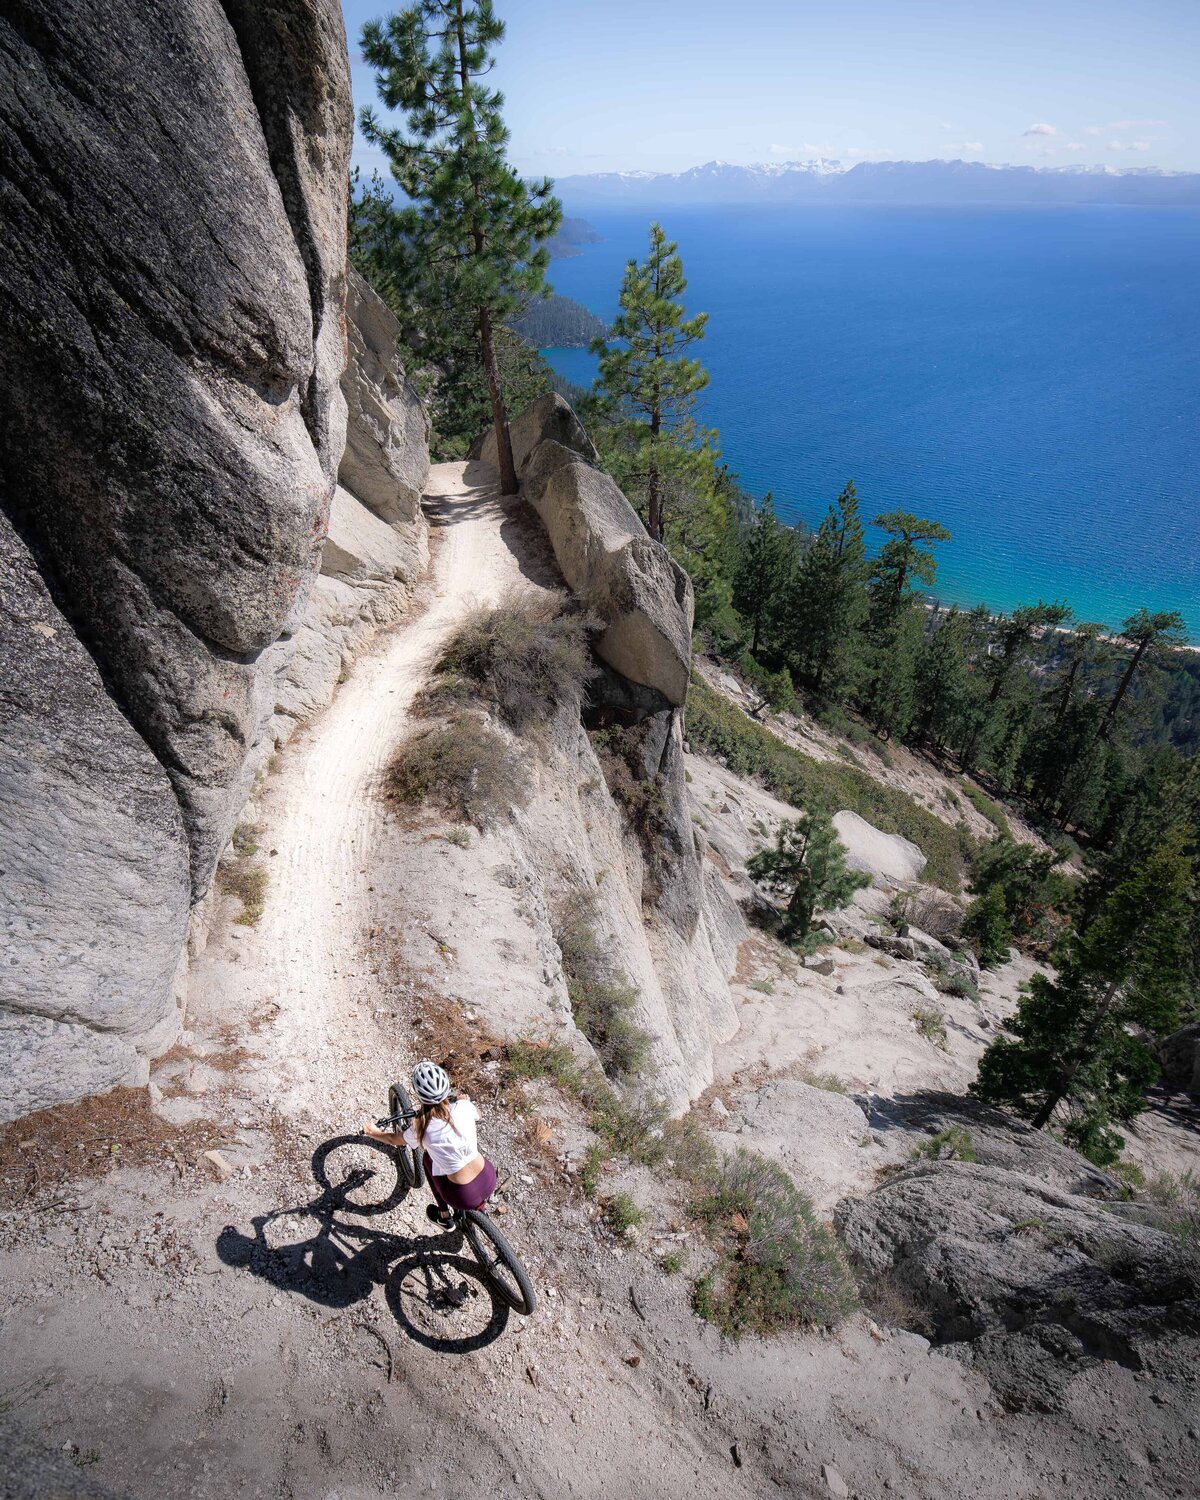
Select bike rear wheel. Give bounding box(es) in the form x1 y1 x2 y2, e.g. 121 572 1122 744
388 1083 425 1188
462 1209 536 1315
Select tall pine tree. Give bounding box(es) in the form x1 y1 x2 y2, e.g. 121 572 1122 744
732 495 800 656
359 2 562 495
589 223 710 542
859 510 950 738
786 481 869 697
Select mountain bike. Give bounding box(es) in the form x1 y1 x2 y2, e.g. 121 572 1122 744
374 1084 537 1317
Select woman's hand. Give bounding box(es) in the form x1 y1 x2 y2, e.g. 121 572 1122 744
362 1118 387 1141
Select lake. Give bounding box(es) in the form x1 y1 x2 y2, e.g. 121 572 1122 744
541 204 1200 638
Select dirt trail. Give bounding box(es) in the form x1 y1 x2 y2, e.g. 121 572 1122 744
258 461 523 1111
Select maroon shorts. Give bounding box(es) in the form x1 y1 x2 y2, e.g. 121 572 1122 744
424 1154 497 1212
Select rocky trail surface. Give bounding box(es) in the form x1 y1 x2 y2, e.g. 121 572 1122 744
2 465 1195 1500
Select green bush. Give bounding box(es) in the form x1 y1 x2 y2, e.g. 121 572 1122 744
504 1037 583 1091
1142 1169 1200 1255
433 590 594 733
911 1126 977 1162
603 1192 644 1236
219 862 268 926
686 677 972 891
556 893 653 1081
796 1066 848 1094
912 1006 949 1049
961 882 1013 968
385 713 528 828
961 781 1013 839
690 1150 858 1335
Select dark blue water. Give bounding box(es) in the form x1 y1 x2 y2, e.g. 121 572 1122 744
541 206 1200 638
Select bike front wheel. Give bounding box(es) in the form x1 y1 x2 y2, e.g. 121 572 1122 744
388 1083 425 1188
462 1209 536 1316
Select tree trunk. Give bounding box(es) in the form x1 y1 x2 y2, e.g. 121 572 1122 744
478 306 517 496
1102 639 1148 740
646 451 662 542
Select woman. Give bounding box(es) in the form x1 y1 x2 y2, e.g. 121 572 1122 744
364 1060 496 1227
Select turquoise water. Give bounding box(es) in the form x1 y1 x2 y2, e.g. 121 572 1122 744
541 205 1200 638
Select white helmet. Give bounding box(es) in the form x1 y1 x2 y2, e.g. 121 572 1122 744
411 1059 451 1105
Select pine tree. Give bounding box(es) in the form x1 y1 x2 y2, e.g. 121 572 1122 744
973 828 1195 1163
590 223 711 542
867 511 951 617
961 601 1070 771
786 481 869 697
911 606 973 752
359 2 562 495
731 495 801 656
747 812 871 955
856 510 950 738
1101 608 1187 741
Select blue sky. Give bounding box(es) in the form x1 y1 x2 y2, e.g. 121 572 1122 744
341 0 1199 179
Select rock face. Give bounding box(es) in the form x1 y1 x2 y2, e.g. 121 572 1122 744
833 810 927 887
1157 1021 1200 1097
522 439 694 706
838 1155 1198 1411
0 0 353 890
0 517 191 1120
474 391 599 474
339 271 431 526
0 3 434 1120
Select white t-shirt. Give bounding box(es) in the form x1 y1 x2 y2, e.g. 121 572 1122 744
404 1098 480 1176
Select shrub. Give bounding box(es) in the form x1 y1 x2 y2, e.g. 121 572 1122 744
661 1249 684 1275
588 724 674 888
686 677 972 891
922 954 982 1003
220 862 268 926
218 824 269 925
912 1006 949 1049
961 781 1013 840
385 713 528 828
961 882 1013 968
690 1150 858 1335
580 1143 604 1198
889 887 965 944
1142 1170 1200 1255
911 1126 977 1162
659 1113 721 1186
796 1066 848 1095
433 590 595 733
504 1037 583 1092
602 1192 644 1236
556 893 653 1081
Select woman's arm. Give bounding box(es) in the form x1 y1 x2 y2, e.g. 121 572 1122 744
362 1119 406 1146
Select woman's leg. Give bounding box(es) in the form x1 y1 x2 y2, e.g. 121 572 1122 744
424 1154 450 1210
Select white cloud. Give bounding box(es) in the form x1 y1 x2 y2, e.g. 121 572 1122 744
939 121 954 131
947 141 983 154
1023 122 1058 137
1063 142 1085 152
1108 138 1152 152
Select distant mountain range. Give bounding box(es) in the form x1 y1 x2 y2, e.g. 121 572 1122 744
555 158 1200 207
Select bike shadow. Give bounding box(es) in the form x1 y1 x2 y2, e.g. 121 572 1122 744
216 1134 510 1354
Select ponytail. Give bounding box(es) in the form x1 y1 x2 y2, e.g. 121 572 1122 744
414 1096 460 1145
